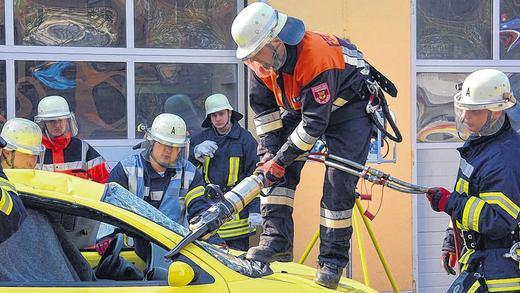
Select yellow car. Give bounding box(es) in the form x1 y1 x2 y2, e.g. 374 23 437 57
0 170 377 293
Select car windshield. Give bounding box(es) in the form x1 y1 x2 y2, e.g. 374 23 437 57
102 183 271 277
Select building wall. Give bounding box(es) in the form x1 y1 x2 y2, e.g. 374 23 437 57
265 1 413 291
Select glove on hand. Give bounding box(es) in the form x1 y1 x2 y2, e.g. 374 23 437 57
427 187 451 212
441 228 457 275
194 140 218 163
255 159 285 187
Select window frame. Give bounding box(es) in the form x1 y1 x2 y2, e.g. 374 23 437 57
0 0 246 146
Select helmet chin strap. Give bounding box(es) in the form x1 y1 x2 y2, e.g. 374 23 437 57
1 151 15 168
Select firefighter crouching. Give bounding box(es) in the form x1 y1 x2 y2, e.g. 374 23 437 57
427 69 520 292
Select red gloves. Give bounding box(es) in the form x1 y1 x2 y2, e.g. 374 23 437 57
427 187 451 212
256 159 285 187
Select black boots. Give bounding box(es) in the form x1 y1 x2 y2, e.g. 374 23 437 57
245 245 293 263
314 262 343 289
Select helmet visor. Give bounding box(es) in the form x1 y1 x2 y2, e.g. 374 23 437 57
3 143 46 169
144 140 189 169
36 113 79 137
455 104 505 140
244 38 287 78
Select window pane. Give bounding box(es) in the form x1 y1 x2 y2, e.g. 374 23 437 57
14 1 125 47
0 61 5 129
15 61 127 139
416 73 467 143
416 0 492 59
134 0 236 49
500 1 520 59
135 63 238 137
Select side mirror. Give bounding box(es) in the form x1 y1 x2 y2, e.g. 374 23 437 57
168 261 195 287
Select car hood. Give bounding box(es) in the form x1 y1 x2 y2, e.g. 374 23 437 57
227 261 378 292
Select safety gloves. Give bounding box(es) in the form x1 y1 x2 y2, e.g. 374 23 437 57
426 187 451 212
255 153 284 187
248 213 262 230
441 227 457 275
194 140 218 163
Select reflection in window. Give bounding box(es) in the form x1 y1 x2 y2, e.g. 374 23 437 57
135 63 238 137
416 0 492 59
0 61 5 130
134 0 236 49
416 73 467 143
15 61 127 139
501 1 520 59
0 0 4 45
14 0 125 47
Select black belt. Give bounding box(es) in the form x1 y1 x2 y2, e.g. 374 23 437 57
462 230 517 250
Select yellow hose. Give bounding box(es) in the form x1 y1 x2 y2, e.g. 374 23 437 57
353 208 371 287
355 197 400 293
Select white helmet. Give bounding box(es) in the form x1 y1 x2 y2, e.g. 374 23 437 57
1 118 45 168
454 69 516 139
231 2 305 60
34 95 78 136
201 94 243 128
144 113 189 169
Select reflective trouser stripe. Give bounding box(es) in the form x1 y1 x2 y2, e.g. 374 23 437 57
320 207 353 229
261 187 295 207
185 185 205 207
456 178 470 194
486 278 520 292
480 192 520 219
227 157 240 187
458 249 475 272
462 196 485 232
203 157 211 184
0 189 13 216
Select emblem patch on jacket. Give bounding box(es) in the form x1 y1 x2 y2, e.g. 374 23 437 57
311 83 331 104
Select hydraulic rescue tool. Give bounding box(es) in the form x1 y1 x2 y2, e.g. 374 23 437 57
165 173 264 258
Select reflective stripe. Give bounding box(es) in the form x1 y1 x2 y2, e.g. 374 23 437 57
227 157 240 187
0 189 13 216
86 156 105 169
218 217 251 239
289 122 319 151
124 166 144 195
458 249 475 272
185 185 205 207
203 157 211 184
331 97 349 112
320 207 352 229
459 158 475 178
480 192 520 219
462 197 485 232
320 217 352 229
254 111 283 135
486 278 520 292
42 161 85 172
256 120 283 135
343 55 366 68
455 178 470 194
468 280 481 293
150 191 164 201
0 177 17 194
261 186 296 206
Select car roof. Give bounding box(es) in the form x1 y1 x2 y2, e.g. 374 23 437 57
4 169 106 204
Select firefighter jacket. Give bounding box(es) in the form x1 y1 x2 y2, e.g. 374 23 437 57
445 119 520 292
109 153 210 226
190 122 260 240
42 135 109 183
0 169 26 243
250 31 371 167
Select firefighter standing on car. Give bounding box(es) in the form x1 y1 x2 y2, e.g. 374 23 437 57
231 3 382 289
189 93 260 251
34 95 109 183
109 113 224 257
0 118 46 243
427 69 520 292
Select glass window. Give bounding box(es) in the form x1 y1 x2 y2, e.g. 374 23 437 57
0 0 4 45
134 0 236 49
500 1 520 59
0 61 5 130
416 72 467 143
135 63 238 137
15 61 127 139
14 0 125 47
416 0 492 59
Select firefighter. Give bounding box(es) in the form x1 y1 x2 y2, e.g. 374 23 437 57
232 3 378 289
427 69 520 292
0 118 45 242
34 95 110 183
189 93 260 251
109 113 223 258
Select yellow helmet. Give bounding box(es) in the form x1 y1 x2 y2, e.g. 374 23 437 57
1 118 45 155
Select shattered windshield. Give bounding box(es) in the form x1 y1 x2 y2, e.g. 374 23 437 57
102 183 271 277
